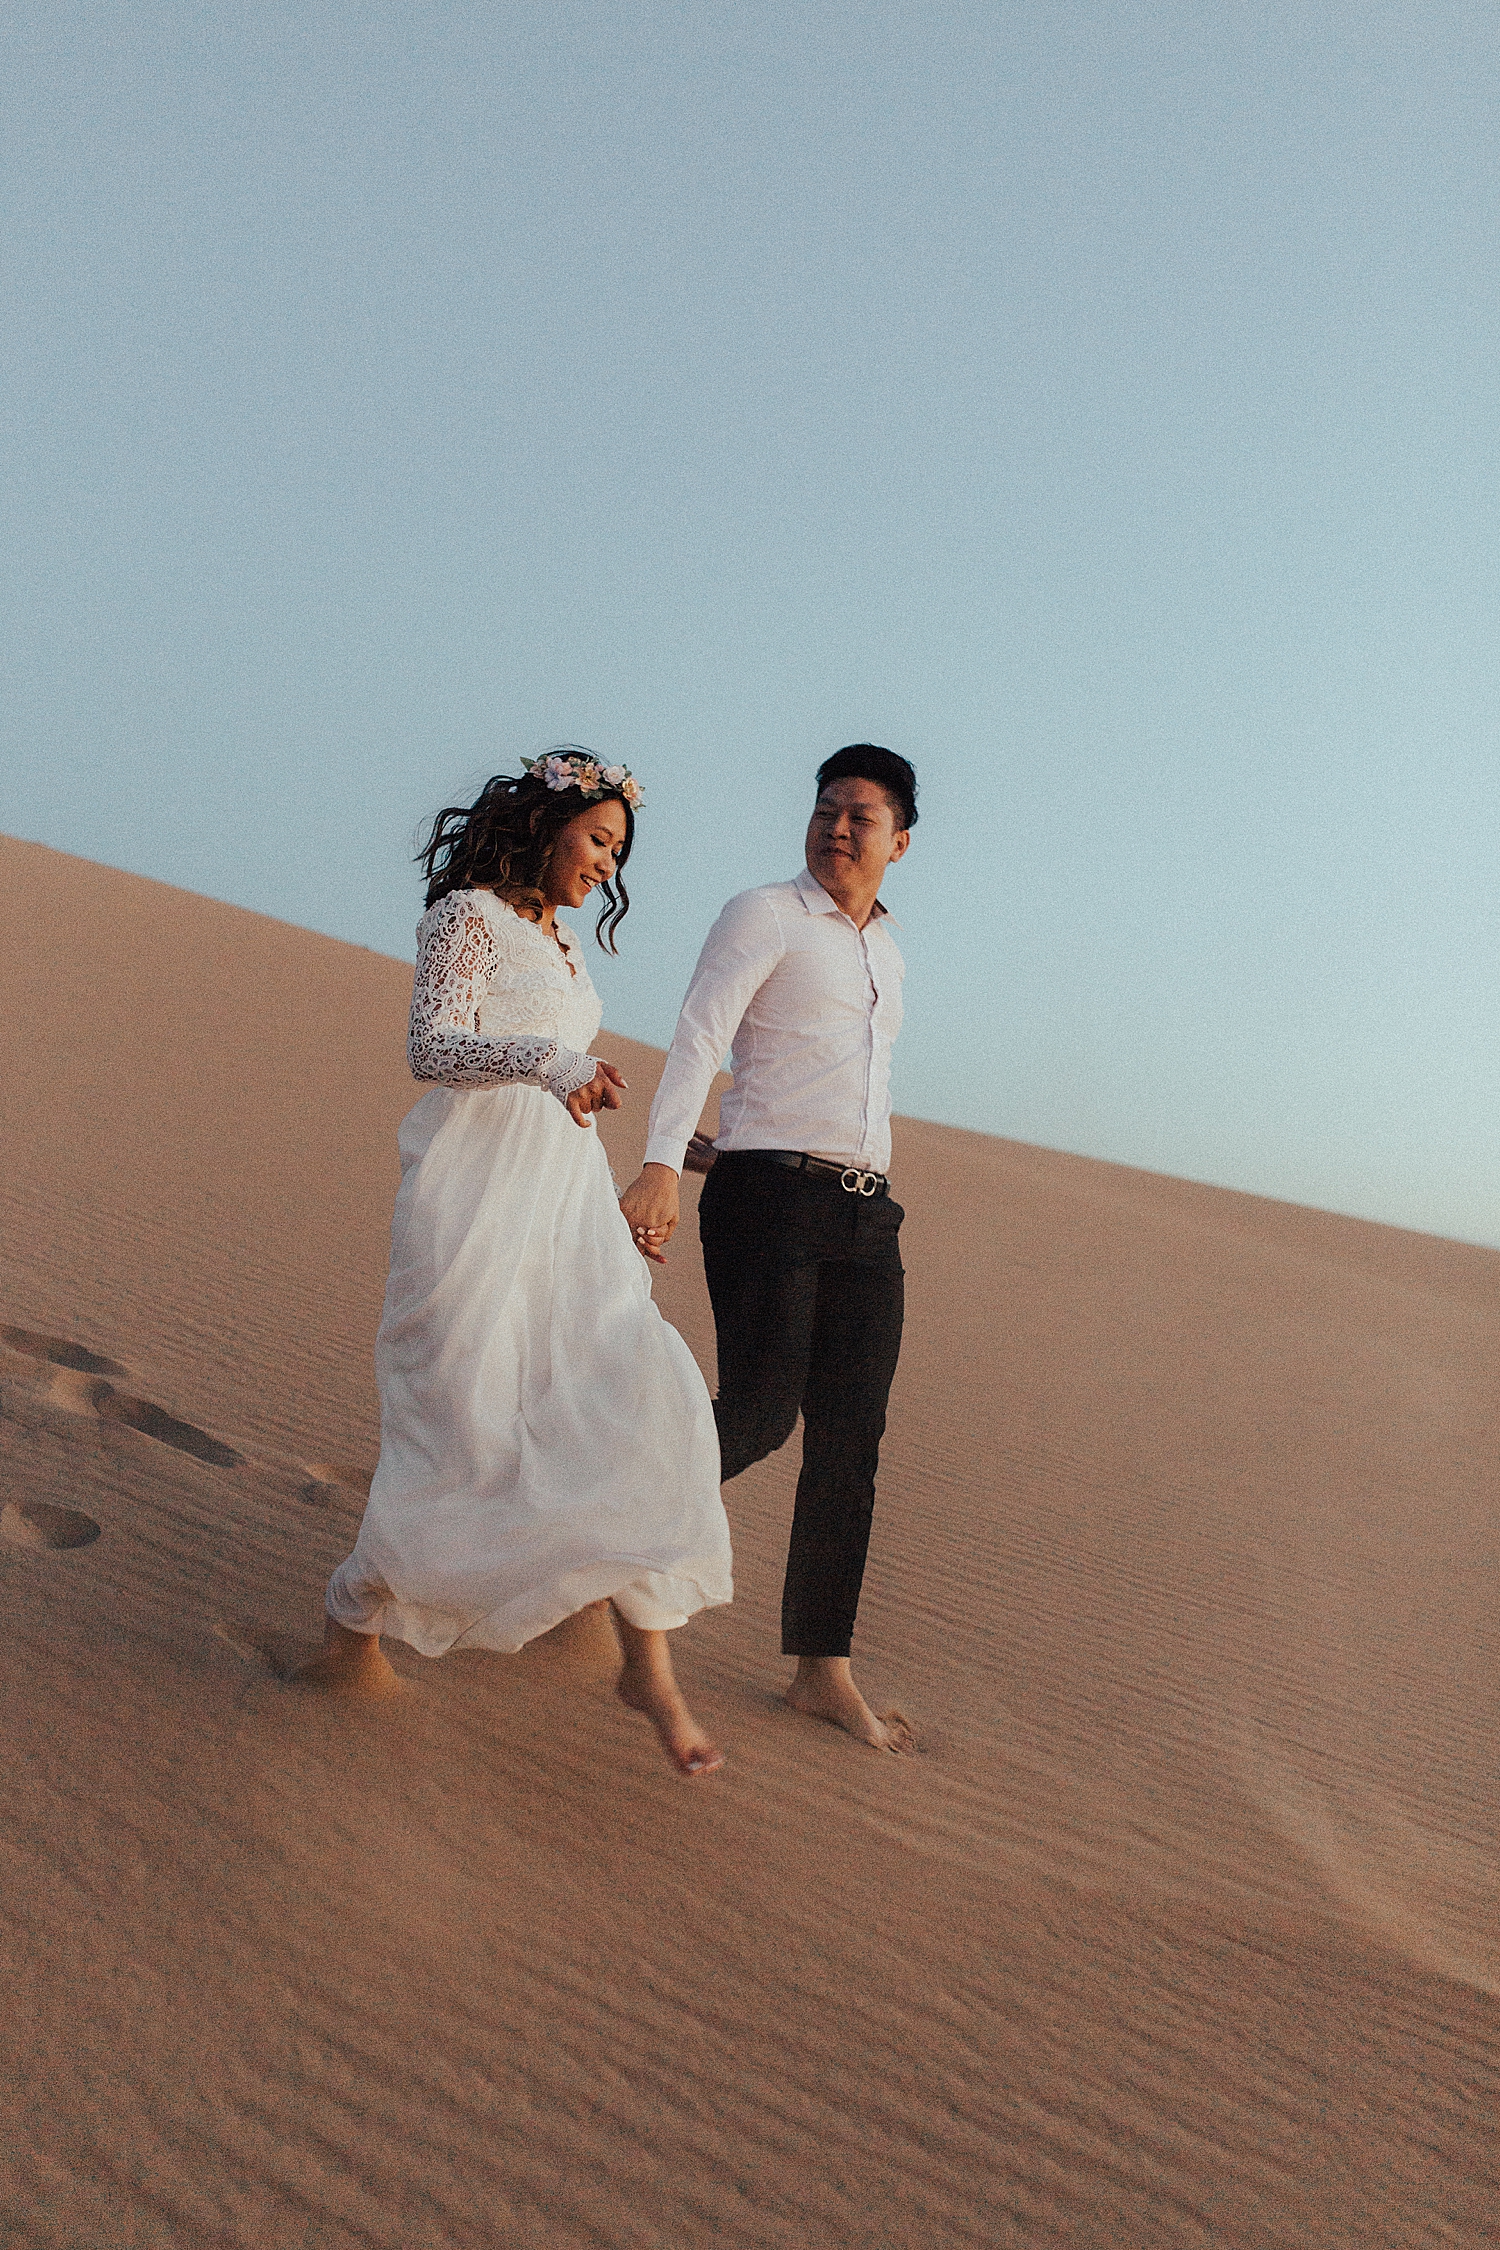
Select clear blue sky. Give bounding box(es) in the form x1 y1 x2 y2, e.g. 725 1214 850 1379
4 2 1496 1243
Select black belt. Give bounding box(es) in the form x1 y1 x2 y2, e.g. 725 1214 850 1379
733 1149 890 1198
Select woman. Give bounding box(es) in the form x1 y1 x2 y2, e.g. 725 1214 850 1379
301 750 733 1776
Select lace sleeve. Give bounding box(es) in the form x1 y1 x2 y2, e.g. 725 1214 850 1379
407 895 599 1103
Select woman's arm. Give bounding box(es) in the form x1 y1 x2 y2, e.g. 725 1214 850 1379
408 895 601 1106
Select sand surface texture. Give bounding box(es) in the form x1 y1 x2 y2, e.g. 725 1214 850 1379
3 834 1498 2248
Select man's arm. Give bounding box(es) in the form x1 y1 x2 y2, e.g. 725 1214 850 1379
619 891 784 1260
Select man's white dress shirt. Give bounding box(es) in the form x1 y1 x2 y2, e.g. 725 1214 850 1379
643 866 905 1176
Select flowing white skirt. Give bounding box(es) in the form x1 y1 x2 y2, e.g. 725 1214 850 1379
327 1083 733 1655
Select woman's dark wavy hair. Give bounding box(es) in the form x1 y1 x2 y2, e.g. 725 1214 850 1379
418 751 635 951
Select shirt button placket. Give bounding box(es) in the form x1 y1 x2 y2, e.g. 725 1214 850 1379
858 925 876 1159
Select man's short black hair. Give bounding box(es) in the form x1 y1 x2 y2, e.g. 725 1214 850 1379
815 743 918 830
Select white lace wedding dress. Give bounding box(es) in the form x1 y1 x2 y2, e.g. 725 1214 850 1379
326 887 733 1655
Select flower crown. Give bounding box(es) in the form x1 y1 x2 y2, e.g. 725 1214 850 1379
523 749 644 810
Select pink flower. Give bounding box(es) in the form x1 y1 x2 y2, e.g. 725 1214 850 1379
524 750 641 808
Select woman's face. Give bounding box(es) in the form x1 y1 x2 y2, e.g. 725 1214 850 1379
545 797 629 909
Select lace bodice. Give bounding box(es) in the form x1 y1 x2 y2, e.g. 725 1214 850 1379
408 889 603 1104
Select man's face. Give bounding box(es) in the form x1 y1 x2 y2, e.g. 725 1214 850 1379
805 776 910 892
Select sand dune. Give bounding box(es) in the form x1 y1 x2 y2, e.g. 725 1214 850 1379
2 832 1497 2247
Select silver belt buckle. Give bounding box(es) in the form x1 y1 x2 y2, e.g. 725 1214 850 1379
841 1167 880 1196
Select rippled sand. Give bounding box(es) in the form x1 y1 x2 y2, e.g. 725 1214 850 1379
2 834 1497 2247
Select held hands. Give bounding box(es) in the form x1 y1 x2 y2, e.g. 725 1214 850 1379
565 1060 627 1128
619 1162 681 1264
566 1067 682 1267
619 1138 713 1261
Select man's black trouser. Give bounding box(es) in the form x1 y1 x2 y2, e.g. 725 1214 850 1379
698 1152 905 1658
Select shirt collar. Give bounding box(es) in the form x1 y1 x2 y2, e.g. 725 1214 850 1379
794 864 901 929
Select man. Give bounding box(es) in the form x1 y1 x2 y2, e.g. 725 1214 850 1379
619 744 917 1753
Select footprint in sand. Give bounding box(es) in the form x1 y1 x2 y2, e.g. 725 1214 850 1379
299 1460 371 1508
213 1618 319 1680
0 1499 102 1551
0 1327 128 1378
1 1327 242 1467
213 1618 402 1696
98 1392 242 1468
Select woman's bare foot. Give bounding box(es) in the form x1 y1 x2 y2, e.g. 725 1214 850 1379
784 1657 915 1753
611 1610 722 1776
293 1616 401 1696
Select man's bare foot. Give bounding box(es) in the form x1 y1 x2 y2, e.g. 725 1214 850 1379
784 1656 915 1753
612 1610 723 1776
293 1616 401 1696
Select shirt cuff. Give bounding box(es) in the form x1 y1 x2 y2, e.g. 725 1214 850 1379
546 1049 600 1103
642 1132 687 1173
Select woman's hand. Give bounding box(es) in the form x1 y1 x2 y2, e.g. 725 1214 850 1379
565 1060 627 1127
619 1163 680 1263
